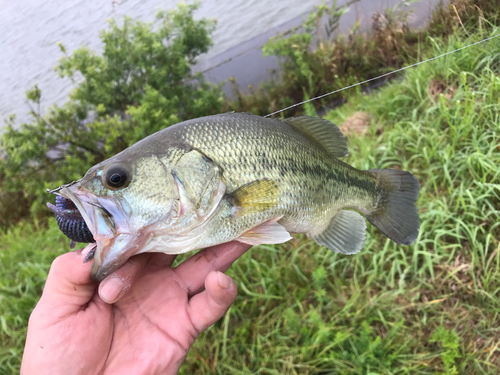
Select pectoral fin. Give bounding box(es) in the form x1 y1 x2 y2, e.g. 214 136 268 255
236 217 292 246
227 179 279 217
312 210 367 255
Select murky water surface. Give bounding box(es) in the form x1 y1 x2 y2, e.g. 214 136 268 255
0 0 329 126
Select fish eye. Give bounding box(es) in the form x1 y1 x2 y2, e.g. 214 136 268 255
102 164 131 190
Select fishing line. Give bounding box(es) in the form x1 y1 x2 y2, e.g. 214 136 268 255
264 33 500 118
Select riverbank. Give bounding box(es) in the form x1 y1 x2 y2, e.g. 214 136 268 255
1 0 446 127
195 0 446 98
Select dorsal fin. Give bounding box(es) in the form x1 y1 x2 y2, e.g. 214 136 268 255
282 116 348 158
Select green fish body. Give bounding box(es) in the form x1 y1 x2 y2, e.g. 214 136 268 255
58 113 420 281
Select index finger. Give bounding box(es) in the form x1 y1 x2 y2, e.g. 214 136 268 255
174 241 251 296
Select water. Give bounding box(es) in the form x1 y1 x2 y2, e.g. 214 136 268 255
1 0 446 128
196 0 444 99
0 0 331 127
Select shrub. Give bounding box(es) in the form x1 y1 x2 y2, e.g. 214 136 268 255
0 2 224 223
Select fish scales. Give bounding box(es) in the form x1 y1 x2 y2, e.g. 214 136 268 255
151 114 378 233
50 113 420 281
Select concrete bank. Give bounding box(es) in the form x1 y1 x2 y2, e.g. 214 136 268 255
194 0 447 98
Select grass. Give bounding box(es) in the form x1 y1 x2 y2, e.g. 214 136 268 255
180 29 500 374
0 220 66 372
1 15 500 375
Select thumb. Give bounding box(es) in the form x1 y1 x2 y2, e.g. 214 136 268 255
188 271 237 334
38 244 97 316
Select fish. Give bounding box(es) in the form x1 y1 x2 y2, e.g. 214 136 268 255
48 113 420 282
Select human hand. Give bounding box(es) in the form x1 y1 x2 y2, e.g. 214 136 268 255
21 242 251 375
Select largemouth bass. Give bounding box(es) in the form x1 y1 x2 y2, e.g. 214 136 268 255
48 113 420 282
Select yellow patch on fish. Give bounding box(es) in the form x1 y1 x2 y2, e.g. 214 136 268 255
227 179 279 216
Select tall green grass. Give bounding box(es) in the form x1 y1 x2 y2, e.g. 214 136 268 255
0 220 66 372
182 29 500 374
1 28 499 375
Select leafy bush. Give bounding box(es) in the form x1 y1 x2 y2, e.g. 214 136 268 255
230 0 420 116
0 2 224 223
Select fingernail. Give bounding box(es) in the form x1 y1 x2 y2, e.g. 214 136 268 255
100 278 124 303
217 272 231 289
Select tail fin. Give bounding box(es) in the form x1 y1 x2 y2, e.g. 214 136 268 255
366 169 420 245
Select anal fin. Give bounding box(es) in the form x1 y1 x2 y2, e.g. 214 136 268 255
312 210 367 255
236 217 292 246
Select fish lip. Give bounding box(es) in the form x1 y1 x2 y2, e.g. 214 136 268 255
90 232 151 282
59 185 134 282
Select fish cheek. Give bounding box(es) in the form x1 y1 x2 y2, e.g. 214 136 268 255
117 161 178 231
118 188 174 232
171 150 224 215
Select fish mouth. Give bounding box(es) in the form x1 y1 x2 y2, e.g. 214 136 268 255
60 185 141 282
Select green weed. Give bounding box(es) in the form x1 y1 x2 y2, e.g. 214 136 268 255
430 326 461 374
0 220 67 373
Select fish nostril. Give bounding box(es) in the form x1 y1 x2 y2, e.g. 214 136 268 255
48 196 95 245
